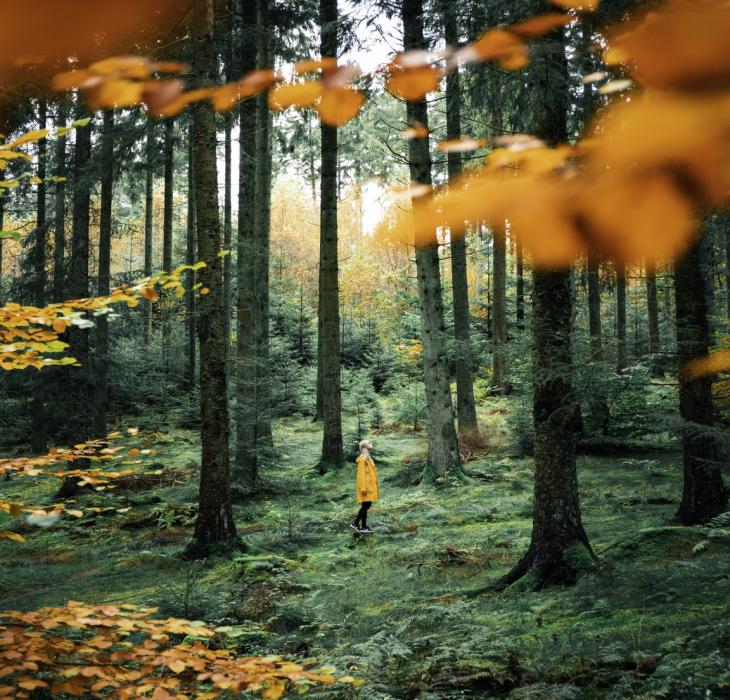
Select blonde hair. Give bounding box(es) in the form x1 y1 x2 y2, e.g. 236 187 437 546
359 439 373 454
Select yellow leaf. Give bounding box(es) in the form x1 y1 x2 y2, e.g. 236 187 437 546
8 129 49 148
127 448 139 457
87 78 144 109
316 87 365 126
509 14 572 39
549 0 599 10
436 137 489 153
681 349 730 380
168 659 186 674
0 531 25 542
268 81 323 110
386 66 441 101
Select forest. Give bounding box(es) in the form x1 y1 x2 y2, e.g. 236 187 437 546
0 0 729 697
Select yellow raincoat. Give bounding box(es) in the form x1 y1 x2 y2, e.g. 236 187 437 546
355 453 379 503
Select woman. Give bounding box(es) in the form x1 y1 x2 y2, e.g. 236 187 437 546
351 439 379 534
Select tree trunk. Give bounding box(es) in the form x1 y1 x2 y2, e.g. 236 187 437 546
235 0 259 491
186 121 197 388
162 117 174 372
725 224 730 319
443 0 479 437
0 196 4 303
254 0 274 450
30 100 48 454
646 261 660 356
185 0 237 556
516 238 525 327
223 2 233 359
94 109 114 440
587 253 602 360
616 261 627 372
498 11 593 588
674 234 727 524
491 227 507 393
144 120 155 347
57 109 93 498
53 101 67 302
317 0 344 472
402 0 461 480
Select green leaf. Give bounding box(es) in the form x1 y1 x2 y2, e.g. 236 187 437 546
0 230 21 241
72 118 91 128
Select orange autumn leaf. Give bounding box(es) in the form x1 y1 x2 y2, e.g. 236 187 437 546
86 78 145 109
509 14 573 39
293 57 338 75
549 0 600 10
608 0 730 90
52 318 67 334
140 286 159 302
316 87 365 126
385 65 441 101
681 350 730 380
436 137 489 153
402 122 429 139
465 29 529 70
127 448 140 457
268 81 323 111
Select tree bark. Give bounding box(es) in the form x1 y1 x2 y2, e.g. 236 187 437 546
516 238 525 327
57 109 93 498
162 117 174 371
725 224 730 320
30 100 48 454
587 253 601 360
186 0 237 555
94 109 114 440
498 11 593 588
53 101 67 302
646 261 660 355
616 261 627 372
317 0 344 471
402 0 461 480
491 227 507 392
254 0 274 450
222 1 234 359
235 0 259 490
0 196 4 303
144 120 155 347
443 0 479 437
186 121 197 388
674 234 727 524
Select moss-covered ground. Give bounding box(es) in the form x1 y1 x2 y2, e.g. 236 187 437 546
1 400 729 698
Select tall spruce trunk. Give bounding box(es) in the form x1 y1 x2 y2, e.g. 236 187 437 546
674 234 727 524
402 0 461 480
725 225 730 319
616 261 627 372
491 227 507 393
94 109 114 440
186 122 197 388
57 110 93 498
185 0 237 556
144 120 155 346
162 118 174 372
443 0 479 437
516 239 525 327
587 254 602 360
30 100 48 454
222 2 234 358
253 0 274 451
53 101 67 302
646 261 661 378
498 12 593 588
235 0 259 490
317 0 344 472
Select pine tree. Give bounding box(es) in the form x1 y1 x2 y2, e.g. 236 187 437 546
402 0 461 480
316 0 344 472
185 0 237 555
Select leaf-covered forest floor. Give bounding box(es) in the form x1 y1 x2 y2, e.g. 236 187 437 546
1 399 730 699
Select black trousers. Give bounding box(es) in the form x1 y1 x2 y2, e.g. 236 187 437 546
354 501 372 528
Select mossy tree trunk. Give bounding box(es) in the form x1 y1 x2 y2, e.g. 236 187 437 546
491 227 507 393
185 121 197 389
94 108 114 440
498 10 593 588
443 0 479 438
616 261 627 372
402 0 461 480
162 117 174 373
674 233 727 524
30 100 48 454
52 101 67 303
587 253 602 361
57 108 93 498
187 0 237 555
144 120 155 347
235 0 259 491
317 0 344 472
